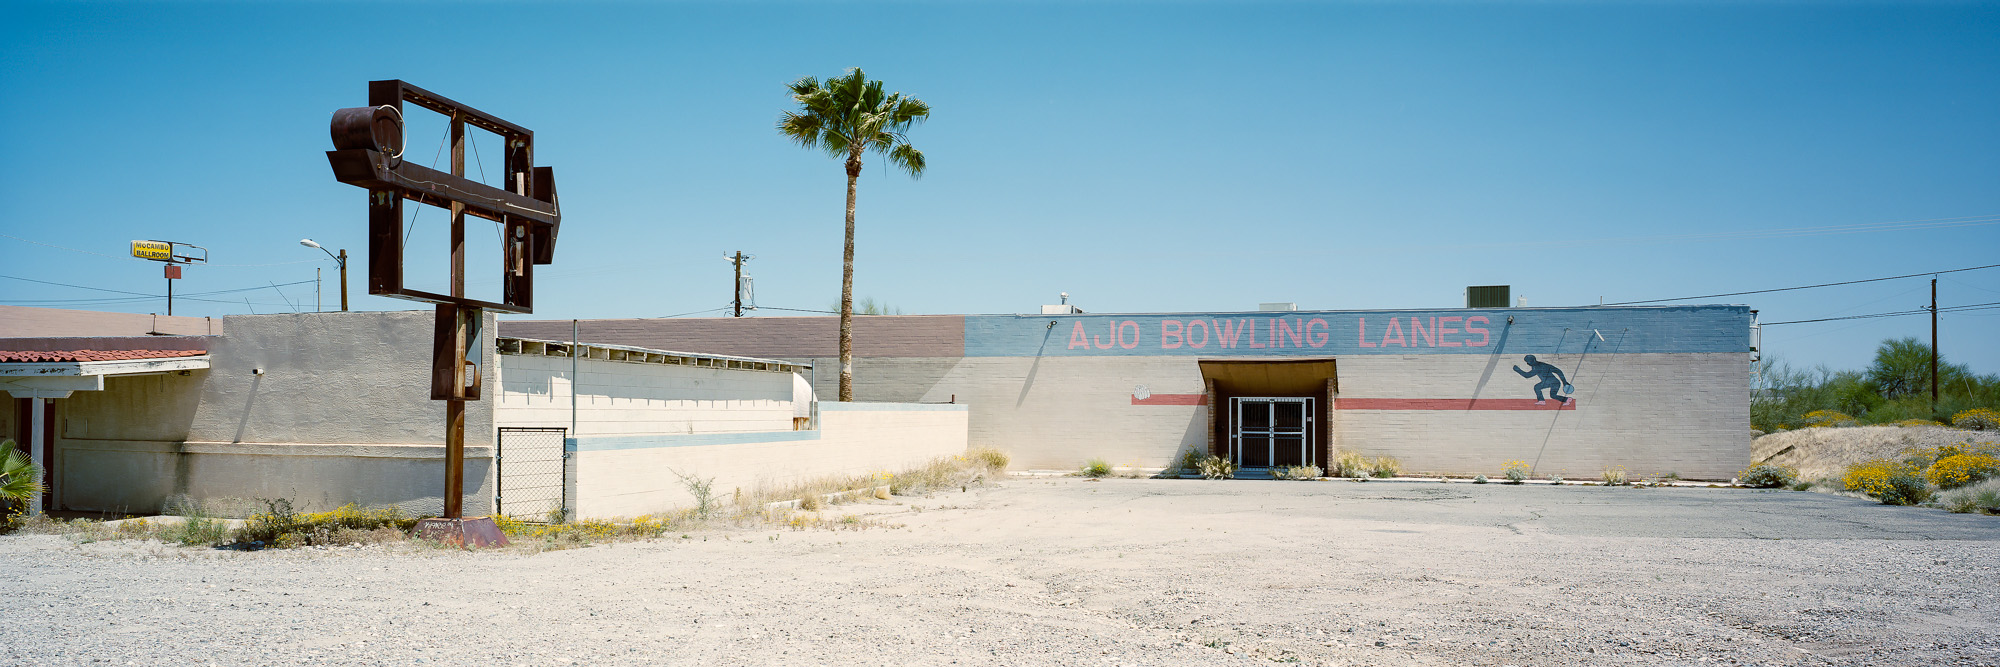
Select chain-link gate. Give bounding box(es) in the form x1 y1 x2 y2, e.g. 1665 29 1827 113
497 427 567 521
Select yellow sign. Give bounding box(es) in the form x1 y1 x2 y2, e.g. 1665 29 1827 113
131 240 173 261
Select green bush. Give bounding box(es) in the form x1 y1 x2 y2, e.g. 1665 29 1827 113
1940 479 2000 514
1503 460 1530 484
1080 458 1112 478
1472 475 1489 484
1601 466 1629 486
1738 463 1798 489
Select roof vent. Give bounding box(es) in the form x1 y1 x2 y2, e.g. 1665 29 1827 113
1258 302 1297 312
1466 285 1511 309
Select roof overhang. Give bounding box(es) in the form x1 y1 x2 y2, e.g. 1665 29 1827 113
0 355 210 399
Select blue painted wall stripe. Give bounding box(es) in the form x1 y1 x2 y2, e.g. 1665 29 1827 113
963 306 1750 357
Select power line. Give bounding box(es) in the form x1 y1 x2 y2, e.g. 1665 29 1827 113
654 306 733 318
757 306 840 315
1606 263 2000 305
1760 301 2000 326
0 275 315 300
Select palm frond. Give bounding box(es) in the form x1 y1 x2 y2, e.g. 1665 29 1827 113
887 143 926 179
0 438 43 502
780 68 930 178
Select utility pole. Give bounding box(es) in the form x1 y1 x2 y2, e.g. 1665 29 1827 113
725 251 751 317
336 249 348 311
1931 277 1939 407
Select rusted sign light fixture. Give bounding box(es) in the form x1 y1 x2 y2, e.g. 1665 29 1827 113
326 80 563 546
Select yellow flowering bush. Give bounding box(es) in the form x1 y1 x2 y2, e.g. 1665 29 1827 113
1892 419 1944 427
1843 459 1930 505
1953 408 2000 431
1928 453 2000 489
1503 460 1530 484
1800 410 1856 428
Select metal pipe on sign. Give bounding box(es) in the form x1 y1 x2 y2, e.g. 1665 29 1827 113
571 319 579 436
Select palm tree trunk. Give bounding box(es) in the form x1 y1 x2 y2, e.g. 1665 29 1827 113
839 153 860 402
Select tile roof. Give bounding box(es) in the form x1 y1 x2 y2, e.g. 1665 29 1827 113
0 349 208 363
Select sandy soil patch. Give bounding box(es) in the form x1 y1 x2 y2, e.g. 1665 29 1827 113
3 478 1997 667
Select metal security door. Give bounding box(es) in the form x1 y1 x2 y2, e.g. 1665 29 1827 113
496 427 567 521
1229 397 1314 470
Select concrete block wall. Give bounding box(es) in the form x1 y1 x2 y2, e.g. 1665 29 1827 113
496 354 794 436
564 403 968 519
1333 353 1748 480
42 310 498 515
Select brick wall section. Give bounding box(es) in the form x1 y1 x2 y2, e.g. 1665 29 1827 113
501 315 965 359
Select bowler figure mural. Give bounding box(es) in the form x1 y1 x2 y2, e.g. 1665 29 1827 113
1513 355 1574 406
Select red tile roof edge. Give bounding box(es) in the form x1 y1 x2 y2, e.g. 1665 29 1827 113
0 349 209 363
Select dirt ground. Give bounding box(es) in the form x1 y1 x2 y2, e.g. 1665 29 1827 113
4 477 1998 667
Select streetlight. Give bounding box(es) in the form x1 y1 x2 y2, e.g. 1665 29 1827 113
299 238 349 311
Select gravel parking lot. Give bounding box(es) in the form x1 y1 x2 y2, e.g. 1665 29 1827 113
4 478 1997 667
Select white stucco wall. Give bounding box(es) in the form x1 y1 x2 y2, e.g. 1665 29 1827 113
49 311 498 515
564 403 969 519
496 354 794 436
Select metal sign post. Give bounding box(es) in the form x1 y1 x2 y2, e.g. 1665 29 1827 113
326 80 563 547
130 240 207 315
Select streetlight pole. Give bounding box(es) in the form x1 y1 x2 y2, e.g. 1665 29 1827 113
300 239 350 311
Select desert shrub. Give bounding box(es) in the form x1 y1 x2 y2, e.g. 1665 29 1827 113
1195 454 1235 480
1602 466 1629 486
1369 456 1403 478
1738 463 1799 489
1954 408 2000 431
968 447 1010 472
1939 479 2000 514
798 493 824 511
1893 419 1944 427
1547 474 1564 484
1502 460 1530 484
235 500 416 548
1272 465 1322 481
1333 452 1370 479
1472 475 1488 484
1842 460 1932 506
1800 410 1857 428
1928 453 2000 489
1080 458 1112 478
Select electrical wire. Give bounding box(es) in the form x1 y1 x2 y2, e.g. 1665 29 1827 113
756 306 841 315
1760 301 2000 326
654 306 733 318
1607 263 2000 305
0 275 315 299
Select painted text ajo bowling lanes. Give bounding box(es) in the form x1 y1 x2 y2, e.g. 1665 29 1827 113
1067 316 1492 351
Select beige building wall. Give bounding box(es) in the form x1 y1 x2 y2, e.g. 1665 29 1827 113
50 310 498 515
0 305 222 337
567 403 969 519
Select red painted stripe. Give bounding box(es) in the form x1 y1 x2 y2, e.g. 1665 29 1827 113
1131 394 1208 406
1335 398 1576 411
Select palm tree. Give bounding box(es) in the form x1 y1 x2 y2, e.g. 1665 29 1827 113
778 68 929 402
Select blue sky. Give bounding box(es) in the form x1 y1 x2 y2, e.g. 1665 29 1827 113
3 2 1997 374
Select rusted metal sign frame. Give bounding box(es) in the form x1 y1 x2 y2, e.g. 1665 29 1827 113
326 79 559 314
325 80 560 535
